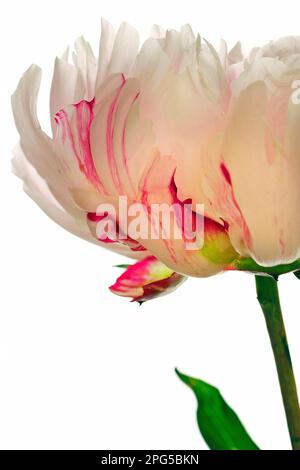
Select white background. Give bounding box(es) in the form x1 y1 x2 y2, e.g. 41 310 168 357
0 0 300 450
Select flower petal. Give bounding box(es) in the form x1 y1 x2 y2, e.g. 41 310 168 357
50 57 85 133
220 81 300 266
109 255 186 302
12 65 79 216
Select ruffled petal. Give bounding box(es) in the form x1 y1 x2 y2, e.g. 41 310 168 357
72 36 97 100
12 65 79 216
206 80 300 266
12 145 95 244
50 57 85 133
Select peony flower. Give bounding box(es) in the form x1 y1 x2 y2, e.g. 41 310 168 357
12 21 300 301
11 21 300 450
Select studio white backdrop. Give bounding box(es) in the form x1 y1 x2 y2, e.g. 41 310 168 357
0 0 300 450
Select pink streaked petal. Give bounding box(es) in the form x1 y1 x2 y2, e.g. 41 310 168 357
99 237 117 244
219 160 252 250
106 74 126 192
86 211 146 251
91 75 153 199
137 272 185 303
109 255 186 302
54 99 105 192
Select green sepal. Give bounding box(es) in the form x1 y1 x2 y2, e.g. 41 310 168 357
231 257 300 277
114 264 131 269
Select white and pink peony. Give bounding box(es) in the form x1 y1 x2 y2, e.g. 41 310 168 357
12 21 300 300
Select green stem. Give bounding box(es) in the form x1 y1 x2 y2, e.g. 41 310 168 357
255 275 300 450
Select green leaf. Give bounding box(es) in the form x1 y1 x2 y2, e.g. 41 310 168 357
176 369 259 450
114 264 131 269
